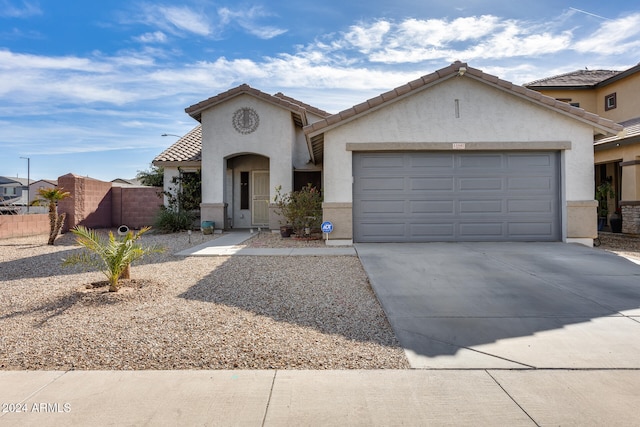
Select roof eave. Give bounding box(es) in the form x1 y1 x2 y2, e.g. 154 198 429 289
152 160 201 168
595 134 640 151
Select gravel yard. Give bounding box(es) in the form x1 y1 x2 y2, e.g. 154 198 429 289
597 232 640 262
2 230 638 371
0 231 409 370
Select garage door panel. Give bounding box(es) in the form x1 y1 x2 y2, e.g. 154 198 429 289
507 154 552 168
410 154 454 168
459 154 503 168
459 200 503 214
459 177 503 191
508 176 553 191
508 199 552 213
459 222 504 237
411 200 454 214
359 199 406 214
359 154 405 168
410 223 455 237
411 177 454 191
507 222 553 236
353 152 559 242
357 176 405 191
359 222 406 238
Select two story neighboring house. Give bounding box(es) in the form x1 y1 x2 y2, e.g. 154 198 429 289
526 63 640 233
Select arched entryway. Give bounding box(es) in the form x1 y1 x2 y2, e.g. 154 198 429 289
225 153 270 229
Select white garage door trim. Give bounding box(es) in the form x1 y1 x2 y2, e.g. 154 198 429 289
353 151 561 242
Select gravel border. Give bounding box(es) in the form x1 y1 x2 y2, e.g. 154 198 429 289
0 231 409 370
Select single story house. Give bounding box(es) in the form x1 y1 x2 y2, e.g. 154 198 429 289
154 62 622 246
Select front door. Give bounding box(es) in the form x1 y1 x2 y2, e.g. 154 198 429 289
252 170 269 226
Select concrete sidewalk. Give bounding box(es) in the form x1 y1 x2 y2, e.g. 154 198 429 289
175 231 356 256
1 369 638 426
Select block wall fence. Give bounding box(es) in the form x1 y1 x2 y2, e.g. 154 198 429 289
0 174 163 239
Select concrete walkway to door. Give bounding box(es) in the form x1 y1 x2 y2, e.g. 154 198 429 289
355 242 640 369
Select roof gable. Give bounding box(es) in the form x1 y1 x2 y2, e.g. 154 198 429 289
305 61 623 138
185 84 329 123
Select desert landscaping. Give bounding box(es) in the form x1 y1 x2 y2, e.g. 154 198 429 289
2 230 639 371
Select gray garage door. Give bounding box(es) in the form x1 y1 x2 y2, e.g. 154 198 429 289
353 152 560 242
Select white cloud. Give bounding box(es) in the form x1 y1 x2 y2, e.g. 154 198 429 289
0 49 110 72
331 16 574 63
0 0 41 18
218 6 287 39
135 31 168 43
573 13 640 55
129 3 286 41
158 5 212 36
1 11 638 121
343 20 391 53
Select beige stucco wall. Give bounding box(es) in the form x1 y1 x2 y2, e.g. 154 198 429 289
322 76 598 244
594 75 640 123
534 88 599 115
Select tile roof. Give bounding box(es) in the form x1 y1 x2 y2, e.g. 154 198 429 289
185 84 323 122
272 92 332 118
156 63 625 166
153 125 202 164
525 69 621 88
595 116 640 148
157 86 332 165
304 62 623 139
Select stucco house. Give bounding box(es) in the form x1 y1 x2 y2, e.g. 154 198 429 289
525 63 640 234
0 176 31 214
154 61 622 246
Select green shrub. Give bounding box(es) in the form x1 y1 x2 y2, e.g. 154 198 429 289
274 184 322 236
153 206 195 232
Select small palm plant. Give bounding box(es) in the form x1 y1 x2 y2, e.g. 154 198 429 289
63 226 164 292
31 187 71 245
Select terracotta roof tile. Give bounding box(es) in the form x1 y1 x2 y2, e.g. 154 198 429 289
153 125 202 164
395 83 412 96
272 92 332 118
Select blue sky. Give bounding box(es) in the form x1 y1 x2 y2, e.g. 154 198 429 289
1 0 639 182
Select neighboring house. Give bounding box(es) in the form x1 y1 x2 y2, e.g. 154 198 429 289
154 62 622 246
526 63 640 233
28 179 58 214
0 176 31 214
29 179 57 202
111 178 145 186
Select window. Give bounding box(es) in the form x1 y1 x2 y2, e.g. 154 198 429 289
557 98 579 108
605 93 617 111
240 171 249 210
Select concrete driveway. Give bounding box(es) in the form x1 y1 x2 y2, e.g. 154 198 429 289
355 242 640 369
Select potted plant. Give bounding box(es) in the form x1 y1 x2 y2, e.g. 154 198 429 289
273 184 322 238
595 181 615 231
610 208 623 233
